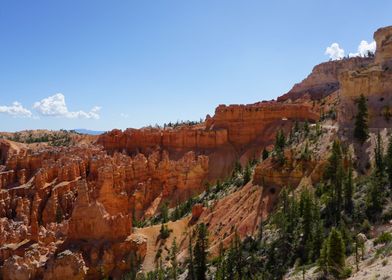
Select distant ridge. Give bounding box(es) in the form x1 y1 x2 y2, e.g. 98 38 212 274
74 128 106 135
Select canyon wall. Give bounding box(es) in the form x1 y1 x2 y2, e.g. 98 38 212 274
98 102 319 179
339 26 392 128
278 57 373 102
209 102 319 148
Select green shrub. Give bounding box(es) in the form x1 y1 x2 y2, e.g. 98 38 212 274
159 224 172 239
361 219 371 234
340 266 352 278
374 232 392 246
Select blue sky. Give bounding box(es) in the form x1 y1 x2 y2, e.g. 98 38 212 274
0 0 391 132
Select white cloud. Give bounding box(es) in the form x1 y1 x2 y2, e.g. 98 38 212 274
0 101 32 118
325 43 345 60
349 40 376 57
33 93 101 119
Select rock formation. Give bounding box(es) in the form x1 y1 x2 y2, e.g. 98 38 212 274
98 102 319 179
339 26 392 128
0 138 207 278
278 57 373 102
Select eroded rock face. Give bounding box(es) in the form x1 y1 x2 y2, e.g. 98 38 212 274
0 140 206 278
67 180 131 241
339 25 392 128
98 102 319 180
374 26 392 65
209 103 319 149
42 250 88 280
278 57 373 102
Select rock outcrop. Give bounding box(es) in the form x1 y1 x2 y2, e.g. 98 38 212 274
339 26 392 128
374 26 392 65
278 57 373 102
98 102 319 180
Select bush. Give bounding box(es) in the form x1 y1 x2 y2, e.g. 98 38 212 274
361 219 371 234
340 266 352 278
374 232 392 246
159 224 172 239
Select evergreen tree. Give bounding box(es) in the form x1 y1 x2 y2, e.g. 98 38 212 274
303 121 309 136
294 121 300 133
187 233 195 280
375 130 384 173
214 242 225 280
366 173 384 221
354 94 369 144
170 238 178 279
233 161 242 176
225 241 236 280
299 189 314 263
243 163 252 185
262 148 269 161
327 228 346 278
194 223 208 280
274 129 286 165
160 202 169 223
386 134 392 190
344 162 354 214
233 232 244 279
311 209 324 262
275 129 286 151
318 238 328 275
324 140 344 225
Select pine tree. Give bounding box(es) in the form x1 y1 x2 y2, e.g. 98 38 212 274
233 231 244 279
344 162 354 214
324 140 344 225
326 228 346 278
214 242 225 280
160 202 169 223
318 239 328 275
294 121 300 133
262 148 269 161
194 223 208 280
274 129 286 165
233 161 242 176
170 238 178 279
386 135 392 190
375 130 384 173
243 163 252 184
275 129 286 150
366 173 384 221
311 210 324 261
354 94 369 144
299 189 313 263
303 121 309 136
225 241 236 280
187 233 195 280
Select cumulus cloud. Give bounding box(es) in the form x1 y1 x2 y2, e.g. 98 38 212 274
349 40 376 57
325 40 377 60
33 93 101 119
325 43 345 60
0 101 32 118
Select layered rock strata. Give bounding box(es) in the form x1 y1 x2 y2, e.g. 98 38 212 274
339 26 392 128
